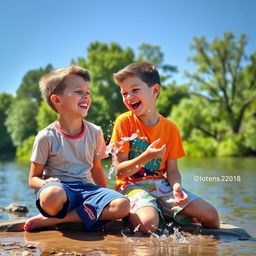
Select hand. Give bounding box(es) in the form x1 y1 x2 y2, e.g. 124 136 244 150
43 177 60 185
146 139 166 159
173 187 189 205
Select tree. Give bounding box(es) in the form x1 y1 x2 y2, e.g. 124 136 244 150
157 83 190 117
137 43 177 83
86 94 113 141
16 64 53 105
173 32 256 156
0 93 15 157
5 98 38 147
16 135 35 163
242 102 256 153
187 32 256 134
36 100 57 131
171 97 226 140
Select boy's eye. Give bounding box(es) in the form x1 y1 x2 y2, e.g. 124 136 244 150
75 90 90 95
122 92 128 97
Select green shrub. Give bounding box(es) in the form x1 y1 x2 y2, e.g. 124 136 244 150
183 137 217 157
217 134 246 156
16 136 35 163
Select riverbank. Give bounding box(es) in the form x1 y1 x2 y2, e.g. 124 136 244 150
0 219 253 255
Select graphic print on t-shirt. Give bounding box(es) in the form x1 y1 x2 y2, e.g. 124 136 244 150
129 137 163 179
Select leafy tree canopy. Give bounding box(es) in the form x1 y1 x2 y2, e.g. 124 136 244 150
16 64 53 105
186 32 256 134
5 98 38 147
137 43 177 83
36 100 57 131
172 32 256 156
157 83 190 117
0 93 15 156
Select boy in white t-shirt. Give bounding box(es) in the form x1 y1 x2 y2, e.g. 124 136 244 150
24 65 130 232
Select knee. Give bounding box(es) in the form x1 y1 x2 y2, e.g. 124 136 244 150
117 198 131 217
111 198 130 218
139 216 158 235
202 207 220 228
129 211 159 235
39 186 67 216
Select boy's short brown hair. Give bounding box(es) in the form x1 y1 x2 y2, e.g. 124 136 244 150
113 62 161 87
39 65 90 111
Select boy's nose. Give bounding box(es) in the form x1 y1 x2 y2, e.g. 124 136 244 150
82 92 89 98
127 93 133 98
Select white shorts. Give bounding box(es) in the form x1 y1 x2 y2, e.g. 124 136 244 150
118 179 199 225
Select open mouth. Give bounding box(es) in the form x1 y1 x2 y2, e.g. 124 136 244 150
130 101 141 110
78 103 88 109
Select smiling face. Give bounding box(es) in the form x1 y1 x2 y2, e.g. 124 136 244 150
52 74 91 119
119 76 160 118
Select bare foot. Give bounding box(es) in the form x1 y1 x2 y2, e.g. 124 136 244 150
24 214 62 232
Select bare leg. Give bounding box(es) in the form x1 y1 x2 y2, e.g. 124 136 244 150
24 185 75 232
99 198 130 220
24 198 130 232
179 198 220 228
128 206 159 235
24 209 81 232
39 185 67 216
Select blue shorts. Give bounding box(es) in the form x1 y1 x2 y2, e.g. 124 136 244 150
36 181 125 230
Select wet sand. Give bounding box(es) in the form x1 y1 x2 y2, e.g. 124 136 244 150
0 229 221 255
0 220 253 255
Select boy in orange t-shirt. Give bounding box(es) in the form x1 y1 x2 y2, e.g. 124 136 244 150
110 62 220 234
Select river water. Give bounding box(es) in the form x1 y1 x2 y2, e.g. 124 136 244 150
0 157 256 255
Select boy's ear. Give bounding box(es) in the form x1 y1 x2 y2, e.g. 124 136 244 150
153 84 161 97
50 94 61 105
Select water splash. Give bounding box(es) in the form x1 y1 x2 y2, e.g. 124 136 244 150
107 164 115 180
105 133 140 179
105 133 138 156
121 229 134 243
105 142 120 156
169 227 188 243
149 231 160 239
121 133 138 142
133 224 141 233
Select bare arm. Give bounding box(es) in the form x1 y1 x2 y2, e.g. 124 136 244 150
90 159 108 187
166 159 188 205
28 162 60 190
166 159 182 189
113 139 166 180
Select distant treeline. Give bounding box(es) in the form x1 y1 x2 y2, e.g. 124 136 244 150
0 32 255 161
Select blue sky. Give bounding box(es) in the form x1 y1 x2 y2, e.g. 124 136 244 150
0 0 255 95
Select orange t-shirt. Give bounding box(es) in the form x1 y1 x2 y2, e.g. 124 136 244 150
110 111 185 189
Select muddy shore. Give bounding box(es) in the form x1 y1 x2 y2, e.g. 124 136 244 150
0 219 252 255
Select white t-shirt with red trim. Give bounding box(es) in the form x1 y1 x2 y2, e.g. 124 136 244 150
30 120 108 183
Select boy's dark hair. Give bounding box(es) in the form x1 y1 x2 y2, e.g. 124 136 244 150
113 62 161 87
39 65 90 112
